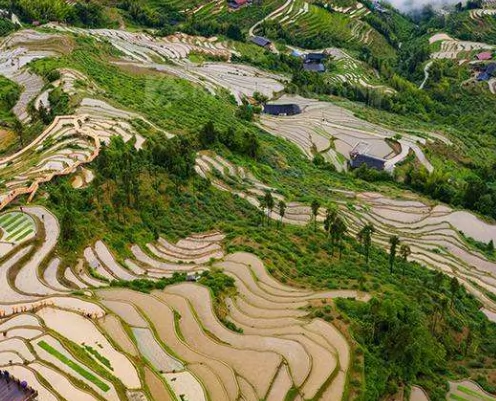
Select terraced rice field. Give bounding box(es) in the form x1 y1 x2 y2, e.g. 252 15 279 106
258 95 433 172
196 151 496 319
0 187 370 400
430 33 494 62
96 255 367 401
448 380 496 400
0 211 35 255
323 47 394 94
0 166 494 400
250 0 393 60
0 31 165 211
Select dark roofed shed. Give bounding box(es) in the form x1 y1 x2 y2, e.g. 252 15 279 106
350 153 386 170
263 103 302 116
251 36 271 47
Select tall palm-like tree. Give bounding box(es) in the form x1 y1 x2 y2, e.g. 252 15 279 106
357 223 375 270
399 244 411 276
278 200 286 227
324 207 337 238
258 196 267 226
331 216 347 258
311 199 320 232
264 191 275 225
389 235 400 274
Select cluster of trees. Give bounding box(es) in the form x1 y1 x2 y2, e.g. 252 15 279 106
0 76 20 122
405 165 496 220
1 0 110 27
199 121 260 159
37 86 71 125
111 272 187 293
0 15 16 36
182 19 245 42
117 0 184 31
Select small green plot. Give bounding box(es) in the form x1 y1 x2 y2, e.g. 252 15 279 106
7 217 28 232
16 229 34 241
6 222 33 241
1 213 22 229
458 385 496 401
38 340 110 392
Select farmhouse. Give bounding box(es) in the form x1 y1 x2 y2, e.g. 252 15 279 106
305 53 327 63
263 103 302 116
250 36 272 48
304 52 327 73
477 63 496 81
228 0 249 9
349 152 386 170
476 51 493 61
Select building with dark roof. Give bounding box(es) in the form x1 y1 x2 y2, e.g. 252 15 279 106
250 36 271 48
228 0 248 9
477 63 496 81
0 370 38 401
349 152 386 171
303 63 326 73
305 53 327 63
263 103 302 116
303 52 327 72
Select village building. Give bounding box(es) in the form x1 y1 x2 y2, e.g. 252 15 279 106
227 0 249 9
349 151 386 171
476 51 493 61
263 103 302 116
478 63 496 81
250 36 272 49
303 52 327 73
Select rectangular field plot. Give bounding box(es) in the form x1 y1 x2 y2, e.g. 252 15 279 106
0 212 35 243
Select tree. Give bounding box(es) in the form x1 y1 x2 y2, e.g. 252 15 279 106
389 235 400 274
323 207 337 238
310 199 320 232
278 200 286 227
264 191 274 224
487 239 495 254
331 216 347 258
258 196 267 226
199 121 217 147
450 276 460 306
399 244 411 276
12 119 23 147
357 224 375 270
226 24 245 41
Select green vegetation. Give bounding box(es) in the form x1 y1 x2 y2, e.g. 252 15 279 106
83 345 113 371
42 117 496 400
0 76 20 125
0 17 16 37
38 340 111 392
3 4 496 399
110 273 188 294
0 0 112 27
458 384 495 400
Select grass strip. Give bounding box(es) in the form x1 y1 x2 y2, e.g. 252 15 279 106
450 394 470 401
15 229 34 241
0 214 13 224
84 345 113 371
6 222 32 241
7 217 28 232
38 340 110 392
458 385 496 401
2 214 23 230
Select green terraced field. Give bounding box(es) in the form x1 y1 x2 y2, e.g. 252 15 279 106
0 212 35 243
